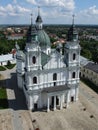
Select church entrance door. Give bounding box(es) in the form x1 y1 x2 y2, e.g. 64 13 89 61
54 82 56 86
71 96 74 102
34 103 38 110
51 96 54 107
56 96 59 105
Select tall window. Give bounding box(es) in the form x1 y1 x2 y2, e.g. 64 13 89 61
32 56 36 64
53 73 57 81
72 72 76 78
33 77 37 84
73 53 76 60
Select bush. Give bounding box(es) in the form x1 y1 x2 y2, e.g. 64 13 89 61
5 63 16 69
0 66 6 71
0 88 8 109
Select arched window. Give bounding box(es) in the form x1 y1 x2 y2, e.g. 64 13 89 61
32 56 36 64
33 77 37 84
72 72 76 78
53 73 57 81
73 53 76 60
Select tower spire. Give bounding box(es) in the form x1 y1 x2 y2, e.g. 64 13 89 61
30 13 33 25
36 6 43 30
72 14 75 25
38 6 40 16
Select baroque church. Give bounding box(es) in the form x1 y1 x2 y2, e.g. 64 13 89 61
16 10 81 112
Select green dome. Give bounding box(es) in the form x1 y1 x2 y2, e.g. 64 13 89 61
37 30 51 47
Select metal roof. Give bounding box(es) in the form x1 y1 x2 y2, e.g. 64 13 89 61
84 62 98 73
0 54 14 62
41 52 50 66
80 56 90 66
42 85 69 93
37 30 51 47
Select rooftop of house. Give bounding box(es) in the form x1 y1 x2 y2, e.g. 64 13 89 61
84 62 98 74
0 54 15 62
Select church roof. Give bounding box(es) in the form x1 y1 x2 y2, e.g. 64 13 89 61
26 25 37 43
67 24 78 41
67 15 78 41
36 15 43 23
42 85 69 93
41 52 51 66
37 30 51 47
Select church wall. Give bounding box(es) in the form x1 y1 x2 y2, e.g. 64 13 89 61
39 69 67 88
28 68 67 90
44 53 65 70
17 74 23 89
70 87 75 97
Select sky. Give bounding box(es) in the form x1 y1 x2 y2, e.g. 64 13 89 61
0 0 98 24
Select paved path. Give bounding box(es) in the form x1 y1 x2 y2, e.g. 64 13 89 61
0 67 31 130
0 66 27 110
79 81 98 108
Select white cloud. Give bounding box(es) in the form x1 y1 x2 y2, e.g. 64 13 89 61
79 5 98 17
13 0 17 4
26 0 36 5
26 0 75 12
0 4 30 16
74 5 98 24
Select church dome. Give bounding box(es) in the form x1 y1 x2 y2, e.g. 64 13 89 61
37 30 51 47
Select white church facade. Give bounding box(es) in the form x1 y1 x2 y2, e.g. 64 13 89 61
16 11 81 112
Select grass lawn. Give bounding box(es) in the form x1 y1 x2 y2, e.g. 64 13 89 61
5 63 16 69
0 88 8 109
0 66 6 71
81 78 98 93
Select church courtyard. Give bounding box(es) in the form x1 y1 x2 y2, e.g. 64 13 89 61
30 83 98 130
0 76 98 130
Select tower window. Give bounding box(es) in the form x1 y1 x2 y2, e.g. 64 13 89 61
33 77 37 84
73 53 76 60
32 56 36 64
72 72 76 78
53 73 57 81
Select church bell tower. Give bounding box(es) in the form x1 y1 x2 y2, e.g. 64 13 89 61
64 15 81 101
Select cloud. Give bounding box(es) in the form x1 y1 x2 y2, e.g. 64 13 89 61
0 4 30 16
26 0 75 23
13 0 17 4
26 0 75 12
79 5 98 17
74 5 98 24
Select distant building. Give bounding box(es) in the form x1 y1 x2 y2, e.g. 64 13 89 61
16 11 81 112
81 62 98 86
0 54 16 66
6 34 24 40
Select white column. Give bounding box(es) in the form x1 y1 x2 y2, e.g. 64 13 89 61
39 94 42 108
28 96 33 110
53 96 56 111
75 87 79 101
66 92 69 108
60 95 63 110
47 96 50 112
